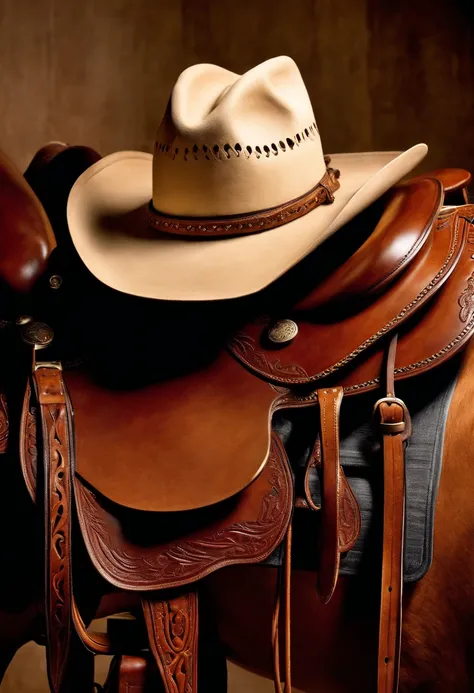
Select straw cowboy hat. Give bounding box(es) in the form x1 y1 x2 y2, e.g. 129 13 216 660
67 56 427 301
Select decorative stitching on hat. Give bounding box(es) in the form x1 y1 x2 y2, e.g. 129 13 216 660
156 122 319 161
149 166 340 238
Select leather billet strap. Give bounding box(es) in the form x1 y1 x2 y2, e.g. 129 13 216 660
373 334 411 693
148 166 340 238
142 589 199 693
316 386 344 604
31 361 75 693
272 522 292 693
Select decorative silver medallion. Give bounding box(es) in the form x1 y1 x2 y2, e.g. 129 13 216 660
267 319 299 345
21 321 54 348
49 275 63 290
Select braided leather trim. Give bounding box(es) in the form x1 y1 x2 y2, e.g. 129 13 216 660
148 167 340 238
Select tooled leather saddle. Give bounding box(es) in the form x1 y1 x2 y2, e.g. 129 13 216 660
1 143 474 693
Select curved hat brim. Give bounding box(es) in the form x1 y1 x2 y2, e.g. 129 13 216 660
67 143 428 301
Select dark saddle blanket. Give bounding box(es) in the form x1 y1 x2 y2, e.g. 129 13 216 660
267 353 461 582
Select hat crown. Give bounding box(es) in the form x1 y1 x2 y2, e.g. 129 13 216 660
153 56 326 217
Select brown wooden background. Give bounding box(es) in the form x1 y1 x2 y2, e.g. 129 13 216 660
1 0 473 172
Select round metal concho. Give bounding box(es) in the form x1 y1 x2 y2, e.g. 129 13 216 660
49 274 63 289
21 321 54 348
267 319 299 345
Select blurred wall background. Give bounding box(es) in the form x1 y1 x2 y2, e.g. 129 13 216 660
1 0 473 172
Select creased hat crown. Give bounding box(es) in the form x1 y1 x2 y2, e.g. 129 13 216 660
152 56 326 217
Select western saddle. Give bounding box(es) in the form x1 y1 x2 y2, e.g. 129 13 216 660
1 142 473 693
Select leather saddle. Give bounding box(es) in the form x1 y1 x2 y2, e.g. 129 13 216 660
2 142 474 693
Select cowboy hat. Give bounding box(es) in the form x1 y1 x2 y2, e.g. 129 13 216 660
67 56 427 301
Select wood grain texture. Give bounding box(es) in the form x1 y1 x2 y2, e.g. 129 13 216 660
0 0 473 172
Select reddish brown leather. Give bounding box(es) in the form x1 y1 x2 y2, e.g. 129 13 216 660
32 365 72 693
317 387 343 604
0 148 56 293
301 445 360 554
20 379 37 501
331 209 474 393
103 654 162 693
295 178 442 310
415 167 471 194
142 590 198 693
230 207 463 384
377 402 406 693
23 142 69 178
70 349 283 512
17 144 474 693
0 392 8 454
149 167 340 238
74 432 293 591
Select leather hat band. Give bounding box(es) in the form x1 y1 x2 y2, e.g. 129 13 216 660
148 165 340 238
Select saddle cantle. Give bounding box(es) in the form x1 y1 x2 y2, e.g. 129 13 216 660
3 140 474 693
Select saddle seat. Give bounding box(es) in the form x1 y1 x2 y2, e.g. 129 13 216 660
21 171 459 514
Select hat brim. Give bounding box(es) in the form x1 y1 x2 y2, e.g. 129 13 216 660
67 143 427 301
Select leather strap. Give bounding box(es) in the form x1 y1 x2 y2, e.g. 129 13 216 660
142 589 199 693
317 386 344 604
149 167 340 238
299 436 361 553
272 522 292 693
32 363 74 693
373 335 411 693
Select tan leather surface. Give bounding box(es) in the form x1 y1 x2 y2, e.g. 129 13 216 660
0 149 56 294
295 178 442 309
70 349 279 512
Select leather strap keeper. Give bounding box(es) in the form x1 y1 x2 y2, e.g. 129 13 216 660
148 167 340 238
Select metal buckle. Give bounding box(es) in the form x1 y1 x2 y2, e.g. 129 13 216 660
372 396 412 439
33 360 63 372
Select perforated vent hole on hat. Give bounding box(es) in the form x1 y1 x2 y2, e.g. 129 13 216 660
155 123 317 161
